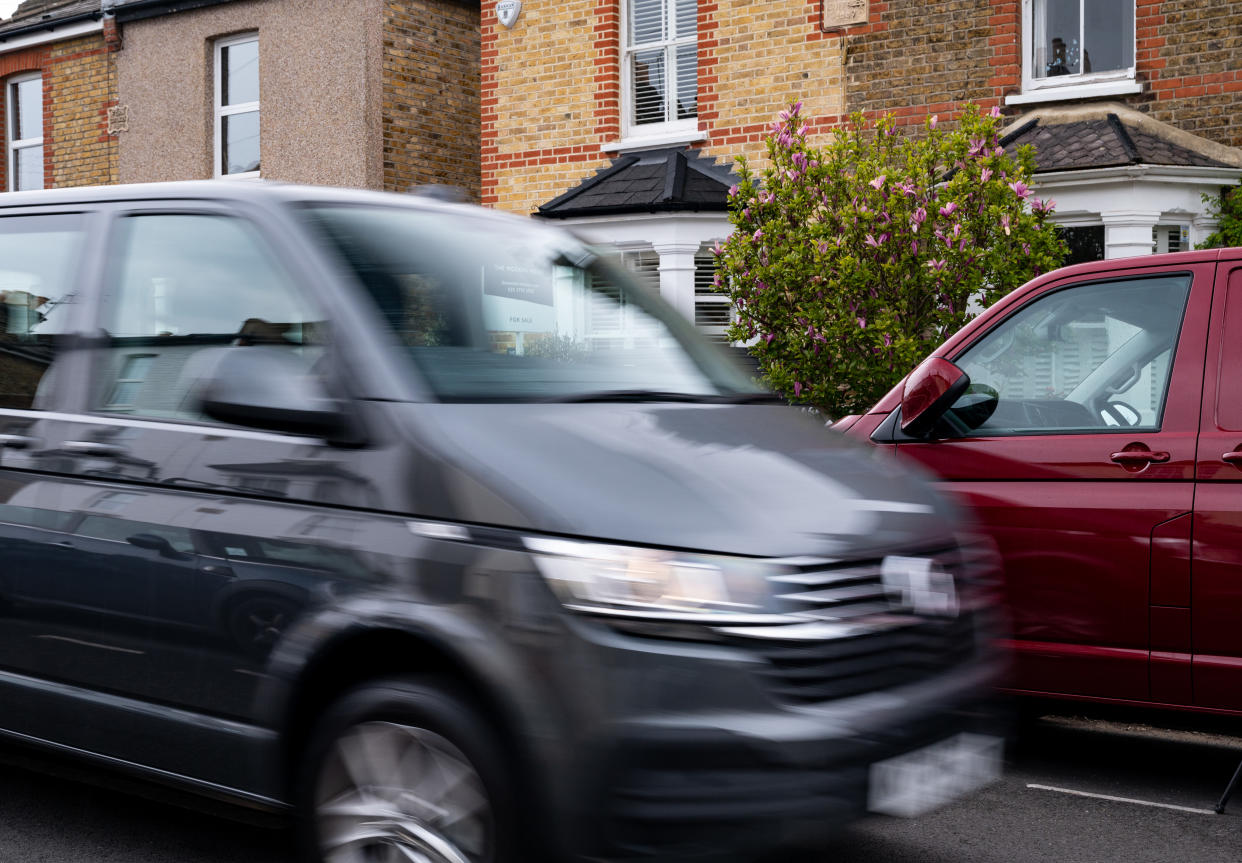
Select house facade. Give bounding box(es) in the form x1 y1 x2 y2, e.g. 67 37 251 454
481 1 851 339
1 0 481 196
481 1 1242 340
841 0 1242 261
109 0 480 195
0 0 119 192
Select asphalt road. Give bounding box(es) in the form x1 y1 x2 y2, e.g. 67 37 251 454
1 703 1240 862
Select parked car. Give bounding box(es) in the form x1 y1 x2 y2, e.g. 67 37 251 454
840 247 1242 717
0 181 1004 863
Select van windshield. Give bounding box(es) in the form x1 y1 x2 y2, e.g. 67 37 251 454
301 204 764 403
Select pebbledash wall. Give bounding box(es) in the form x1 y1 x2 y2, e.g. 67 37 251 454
0 26 118 191
113 0 480 195
482 0 848 216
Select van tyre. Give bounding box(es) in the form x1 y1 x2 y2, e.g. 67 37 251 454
298 678 513 863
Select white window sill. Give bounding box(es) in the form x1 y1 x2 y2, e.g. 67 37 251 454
1006 78 1143 106
603 128 707 153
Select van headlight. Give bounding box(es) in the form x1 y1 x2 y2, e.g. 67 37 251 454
524 537 782 623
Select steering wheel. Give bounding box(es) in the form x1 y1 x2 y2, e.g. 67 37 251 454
1101 400 1141 427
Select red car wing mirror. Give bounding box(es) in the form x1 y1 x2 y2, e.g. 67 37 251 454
900 357 969 438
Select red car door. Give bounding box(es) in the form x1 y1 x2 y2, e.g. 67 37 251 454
1193 256 1242 711
889 261 1213 706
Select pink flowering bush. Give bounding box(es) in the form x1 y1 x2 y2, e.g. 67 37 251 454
715 104 1066 418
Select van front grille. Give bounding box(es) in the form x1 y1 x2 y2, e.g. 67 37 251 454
714 548 983 704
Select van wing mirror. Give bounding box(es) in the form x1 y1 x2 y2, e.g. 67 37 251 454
900 357 970 438
197 348 353 441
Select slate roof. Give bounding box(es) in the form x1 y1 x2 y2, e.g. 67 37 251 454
0 0 100 38
1002 113 1232 173
536 147 737 219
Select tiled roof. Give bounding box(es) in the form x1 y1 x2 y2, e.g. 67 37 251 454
1002 114 1232 173
536 147 737 219
0 0 99 35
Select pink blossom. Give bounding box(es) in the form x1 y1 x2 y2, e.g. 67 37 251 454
865 234 881 248
883 333 893 347
896 180 917 196
1008 180 1031 199
927 259 947 272
929 115 939 129
939 202 958 217
793 381 803 396
765 333 776 344
869 175 887 190
752 228 764 241
989 105 1002 118
728 184 739 197
856 316 867 329
1001 214 1011 236
910 239 919 254
912 207 927 226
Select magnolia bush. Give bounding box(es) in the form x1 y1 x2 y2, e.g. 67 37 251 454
1197 182 1242 249
715 103 1066 418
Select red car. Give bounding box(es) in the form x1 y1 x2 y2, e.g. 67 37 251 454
841 247 1242 715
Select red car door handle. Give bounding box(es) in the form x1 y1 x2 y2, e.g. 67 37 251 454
1110 450 1170 465
1223 451 1242 464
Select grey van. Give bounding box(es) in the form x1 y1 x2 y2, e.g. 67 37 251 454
0 181 1003 863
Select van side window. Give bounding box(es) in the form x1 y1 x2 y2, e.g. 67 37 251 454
0 213 84 410
946 274 1191 436
94 213 327 423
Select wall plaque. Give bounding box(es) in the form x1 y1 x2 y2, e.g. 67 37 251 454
822 0 868 28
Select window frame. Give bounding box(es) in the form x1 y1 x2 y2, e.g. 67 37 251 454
213 32 261 180
618 0 700 148
6 72 44 192
1011 0 1140 105
943 273 1192 437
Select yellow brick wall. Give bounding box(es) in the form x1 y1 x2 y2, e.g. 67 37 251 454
482 1 847 216
700 0 847 164
46 34 117 188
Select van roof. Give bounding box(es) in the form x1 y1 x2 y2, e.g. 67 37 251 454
0 179 500 220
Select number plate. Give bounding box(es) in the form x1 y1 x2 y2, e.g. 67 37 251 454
867 732 1002 817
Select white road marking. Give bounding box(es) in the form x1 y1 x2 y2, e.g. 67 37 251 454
1027 783 1218 815
34 634 144 655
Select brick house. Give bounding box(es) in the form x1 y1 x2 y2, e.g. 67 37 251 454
1 0 480 195
828 0 1242 260
482 1 851 340
482 1 1242 338
0 0 119 192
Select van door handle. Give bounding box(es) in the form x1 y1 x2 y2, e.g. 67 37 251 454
1222 451 1242 466
0 434 35 449
62 440 126 458
1110 449 1170 465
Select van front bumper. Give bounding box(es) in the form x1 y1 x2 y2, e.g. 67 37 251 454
561 654 1006 862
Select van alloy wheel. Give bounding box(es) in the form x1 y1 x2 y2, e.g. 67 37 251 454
315 721 493 863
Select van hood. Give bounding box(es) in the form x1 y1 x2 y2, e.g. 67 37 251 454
399 403 962 559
